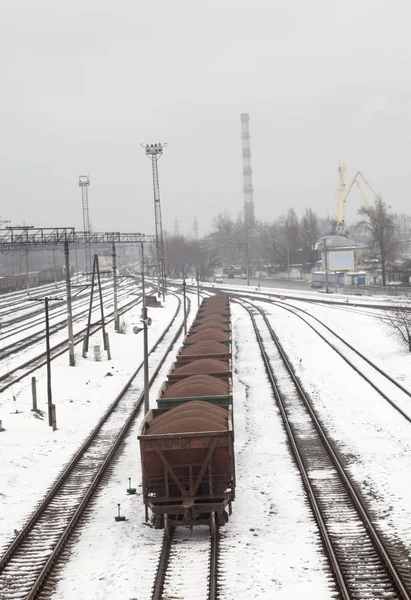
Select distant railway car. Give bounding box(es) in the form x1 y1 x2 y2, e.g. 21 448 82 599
39 266 65 284
138 401 235 534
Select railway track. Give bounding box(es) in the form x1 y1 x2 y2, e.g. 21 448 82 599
0 281 141 359
0 294 188 600
262 298 411 423
0 276 126 334
152 527 218 600
238 298 411 600
0 293 144 393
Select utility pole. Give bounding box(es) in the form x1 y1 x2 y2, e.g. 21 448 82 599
140 242 150 415
25 248 30 292
79 175 92 278
28 296 61 426
45 297 52 425
64 241 75 366
182 279 187 335
245 243 250 286
142 143 167 302
196 268 200 307
287 238 290 279
324 238 329 293
112 242 119 331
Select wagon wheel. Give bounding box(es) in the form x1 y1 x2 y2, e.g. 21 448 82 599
210 512 216 538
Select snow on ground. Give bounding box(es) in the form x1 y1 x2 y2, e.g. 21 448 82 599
0 294 180 551
49 293 200 600
198 280 404 307
260 300 411 557
0 282 141 377
287 297 411 394
218 304 335 600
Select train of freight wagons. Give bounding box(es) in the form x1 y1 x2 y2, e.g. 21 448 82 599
138 293 235 536
0 266 66 293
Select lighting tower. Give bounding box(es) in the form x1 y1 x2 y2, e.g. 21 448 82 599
142 143 167 300
79 175 92 276
240 113 255 230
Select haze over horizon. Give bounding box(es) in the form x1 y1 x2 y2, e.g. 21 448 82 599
0 0 410 237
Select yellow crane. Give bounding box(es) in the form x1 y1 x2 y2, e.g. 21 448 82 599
343 171 378 208
333 164 377 235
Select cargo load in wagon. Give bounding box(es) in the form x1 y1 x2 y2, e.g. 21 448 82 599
167 358 231 383
157 374 233 409
176 341 231 364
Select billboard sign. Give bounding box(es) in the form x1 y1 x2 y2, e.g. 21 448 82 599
328 251 354 271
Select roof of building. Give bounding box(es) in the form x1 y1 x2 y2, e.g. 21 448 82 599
316 235 366 251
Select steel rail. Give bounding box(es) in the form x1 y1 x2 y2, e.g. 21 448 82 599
209 531 218 600
261 298 411 424
237 298 410 599
0 294 143 392
0 277 124 334
0 293 190 600
201 285 411 422
151 529 218 600
0 281 139 356
189 281 407 311
151 533 173 600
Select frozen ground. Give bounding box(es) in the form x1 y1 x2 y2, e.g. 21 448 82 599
2 289 411 598
49 292 200 600
50 300 335 600
259 299 411 558
0 281 141 377
218 305 335 599
0 294 179 550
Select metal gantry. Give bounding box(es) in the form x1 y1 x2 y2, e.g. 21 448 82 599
79 175 92 277
142 143 167 301
0 227 156 365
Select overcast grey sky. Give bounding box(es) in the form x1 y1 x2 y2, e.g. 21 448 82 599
0 0 410 236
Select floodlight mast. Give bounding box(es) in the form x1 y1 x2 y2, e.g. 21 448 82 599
79 175 92 278
142 143 167 301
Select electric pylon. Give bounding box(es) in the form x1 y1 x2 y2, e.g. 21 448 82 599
141 143 167 300
79 175 92 277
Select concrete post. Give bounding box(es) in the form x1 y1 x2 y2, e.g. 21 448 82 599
31 377 37 412
64 241 75 366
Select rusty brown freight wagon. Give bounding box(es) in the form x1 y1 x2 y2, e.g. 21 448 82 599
138 401 235 534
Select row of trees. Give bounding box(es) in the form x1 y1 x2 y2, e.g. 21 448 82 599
164 198 410 283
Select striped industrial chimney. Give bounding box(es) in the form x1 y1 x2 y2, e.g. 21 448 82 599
240 113 255 229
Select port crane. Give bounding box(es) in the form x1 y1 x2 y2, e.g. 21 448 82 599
333 164 377 235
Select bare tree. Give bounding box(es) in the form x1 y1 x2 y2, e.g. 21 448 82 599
358 196 396 286
380 300 411 352
300 208 319 251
